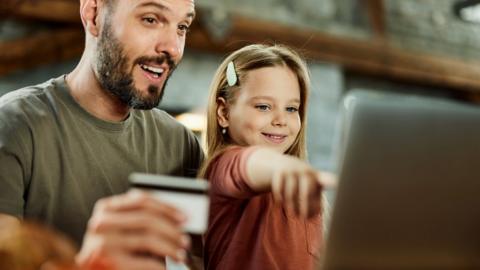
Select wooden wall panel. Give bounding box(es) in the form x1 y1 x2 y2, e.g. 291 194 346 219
2 0 480 94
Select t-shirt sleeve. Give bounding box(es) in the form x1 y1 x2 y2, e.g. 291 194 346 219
207 146 259 199
182 128 205 178
0 116 29 218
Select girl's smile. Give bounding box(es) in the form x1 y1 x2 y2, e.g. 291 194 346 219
219 66 301 154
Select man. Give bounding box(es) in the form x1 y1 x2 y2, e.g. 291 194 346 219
0 0 202 269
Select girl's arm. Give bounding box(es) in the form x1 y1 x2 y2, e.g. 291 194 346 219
244 147 336 218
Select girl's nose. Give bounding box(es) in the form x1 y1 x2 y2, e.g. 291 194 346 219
272 110 287 127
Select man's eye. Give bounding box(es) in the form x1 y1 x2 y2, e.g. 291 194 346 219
178 25 190 35
255 105 270 111
143 17 157 24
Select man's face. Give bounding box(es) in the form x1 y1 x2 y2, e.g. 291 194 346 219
95 0 195 109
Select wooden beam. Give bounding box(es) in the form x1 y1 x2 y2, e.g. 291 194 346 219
9 0 81 24
187 14 480 93
0 28 84 76
3 4 480 94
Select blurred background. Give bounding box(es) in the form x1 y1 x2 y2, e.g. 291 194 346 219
1 0 480 175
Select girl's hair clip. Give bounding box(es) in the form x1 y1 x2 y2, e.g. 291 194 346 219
226 61 238 87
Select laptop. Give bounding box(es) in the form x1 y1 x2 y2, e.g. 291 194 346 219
320 90 480 269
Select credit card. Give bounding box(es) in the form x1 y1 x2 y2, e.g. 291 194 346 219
129 173 210 234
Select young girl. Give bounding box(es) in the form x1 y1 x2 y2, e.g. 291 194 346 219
200 44 334 270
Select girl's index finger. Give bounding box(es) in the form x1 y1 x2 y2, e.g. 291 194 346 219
316 171 338 190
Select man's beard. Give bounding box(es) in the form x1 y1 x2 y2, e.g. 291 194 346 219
95 19 176 110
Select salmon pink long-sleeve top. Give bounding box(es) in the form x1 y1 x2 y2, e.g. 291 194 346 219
203 146 322 270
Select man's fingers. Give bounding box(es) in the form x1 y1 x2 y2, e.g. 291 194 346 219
114 253 167 270
88 211 190 250
95 190 187 223
92 232 187 263
79 191 193 270
76 232 175 270
122 233 187 263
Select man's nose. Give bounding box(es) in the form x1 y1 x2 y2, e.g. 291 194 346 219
154 27 183 61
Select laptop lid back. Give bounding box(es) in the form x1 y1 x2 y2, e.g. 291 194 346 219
321 90 480 269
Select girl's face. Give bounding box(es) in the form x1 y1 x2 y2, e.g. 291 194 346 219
219 66 302 154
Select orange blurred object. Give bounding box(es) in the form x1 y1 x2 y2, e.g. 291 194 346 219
0 218 78 270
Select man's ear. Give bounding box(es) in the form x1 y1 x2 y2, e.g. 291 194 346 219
216 97 229 128
80 0 100 37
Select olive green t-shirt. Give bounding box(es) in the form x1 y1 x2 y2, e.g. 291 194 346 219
0 76 204 244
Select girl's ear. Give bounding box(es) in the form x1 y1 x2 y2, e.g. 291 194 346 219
216 97 229 128
81 0 101 37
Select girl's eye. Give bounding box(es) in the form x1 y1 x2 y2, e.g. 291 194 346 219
255 104 271 111
286 107 299 113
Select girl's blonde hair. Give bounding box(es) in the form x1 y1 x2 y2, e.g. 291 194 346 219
199 44 311 178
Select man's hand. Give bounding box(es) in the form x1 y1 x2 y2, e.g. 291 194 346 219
76 190 191 270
